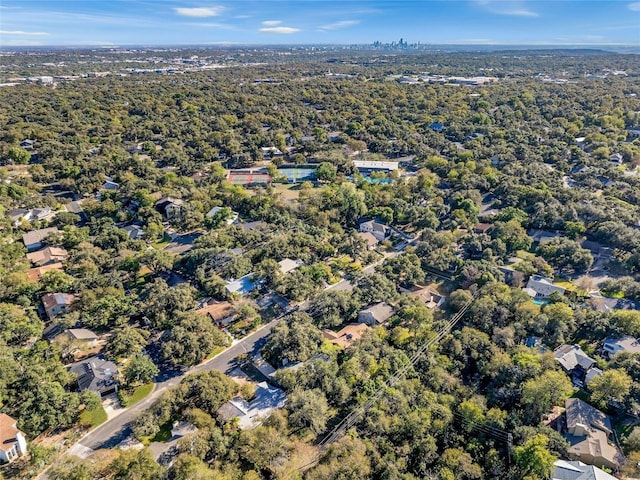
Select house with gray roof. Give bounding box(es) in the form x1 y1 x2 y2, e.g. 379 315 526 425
602 336 640 358
552 459 617 480
216 382 287 429
554 344 596 385
22 227 59 251
564 398 624 471
358 302 395 326
69 356 118 397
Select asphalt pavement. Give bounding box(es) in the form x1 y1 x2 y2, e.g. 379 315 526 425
77 319 278 450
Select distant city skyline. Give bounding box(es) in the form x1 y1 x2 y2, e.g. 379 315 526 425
1 1 639 47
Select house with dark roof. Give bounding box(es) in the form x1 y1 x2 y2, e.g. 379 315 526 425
564 398 624 471
0 414 27 464
69 356 119 397
155 197 185 220
358 302 395 326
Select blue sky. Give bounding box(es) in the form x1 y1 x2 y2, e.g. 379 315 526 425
0 1 639 46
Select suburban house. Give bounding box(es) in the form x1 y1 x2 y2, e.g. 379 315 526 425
27 262 63 282
554 345 596 384
261 146 283 158
225 274 259 297
196 300 236 327
155 197 185 220
408 285 446 310
278 258 303 275
0 414 28 464
609 153 624 166
473 223 494 235
358 302 395 326
6 207 53 227
358 231 380 250
327 131 342 142
524 275 566 299
551 459 617 480
602 336 640 358
102 178 120 190
42 292 76 320
323 323 369 348
19 139 34 149
123 225 145 240
216 381 287 429
22 227 59 251
27 246 68 267
63 328 99 347
206 206 239 225
564 398 624 471
69 356 119 397
359 219 392 242
170 421 198 438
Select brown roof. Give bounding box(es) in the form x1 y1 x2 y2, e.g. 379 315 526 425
409 285 445 309
358 231 379 248
197 301 235 323
27 262 63 282
323 323 369 348
42 292 76 312
473 223 493 234
0 414 21 453
26 246 68 266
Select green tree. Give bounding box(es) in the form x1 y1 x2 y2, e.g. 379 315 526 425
589 369 633 407
316 162 337 183
124 354 159 386
161 312 229 367
7 146 31 164
109 448 162 480
513 434 557 480
521 370 573 421
287 389 330 434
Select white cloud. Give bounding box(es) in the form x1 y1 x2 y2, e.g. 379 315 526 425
628 2 640 10
318 20 359 31
173 6 224 17
261 20 282 27
186 22 236 30
259 26 300 34
0 30 49 36
474 0 539 17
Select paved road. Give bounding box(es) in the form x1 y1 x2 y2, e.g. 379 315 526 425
78 319 277 450
71 239 415 453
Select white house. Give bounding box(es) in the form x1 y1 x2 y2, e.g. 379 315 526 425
524 275 566 299
609 153 624 166
0 414 27 464
359 220 392 242
551 460 617 480
278 258 303 275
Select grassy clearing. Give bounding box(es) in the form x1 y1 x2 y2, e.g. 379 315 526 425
119 383 154 407
79 404 108 428
140 421 173 446
151 233 171 250
205 345 226 360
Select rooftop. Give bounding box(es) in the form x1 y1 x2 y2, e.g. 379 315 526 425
323 323 369 348
0 414 22 453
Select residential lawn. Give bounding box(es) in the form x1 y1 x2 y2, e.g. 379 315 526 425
553 278 578 291
79 404 108 428
119 383 154 407
601 290 625 298
151 233 171 250
140 421 173 446
205 345 226 360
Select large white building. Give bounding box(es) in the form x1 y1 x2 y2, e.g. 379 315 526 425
524 275 566 299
